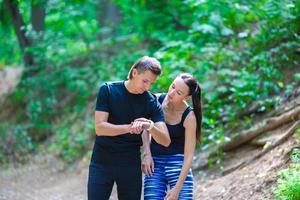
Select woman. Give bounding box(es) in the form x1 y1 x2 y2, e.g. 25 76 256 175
141 73 202 200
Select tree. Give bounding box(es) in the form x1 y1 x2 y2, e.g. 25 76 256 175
3 0 46 72
31 0 46 33
3 0 34 66
97 0 121 39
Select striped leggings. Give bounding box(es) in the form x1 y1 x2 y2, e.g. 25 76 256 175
144 154 193 200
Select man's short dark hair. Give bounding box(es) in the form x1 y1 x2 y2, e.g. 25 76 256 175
128 56 162 79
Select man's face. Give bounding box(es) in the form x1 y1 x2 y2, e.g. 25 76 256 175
131 69 157 94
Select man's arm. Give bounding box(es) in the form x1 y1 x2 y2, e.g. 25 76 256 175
134 118 170 147
95 111 131 136
148 121 170 147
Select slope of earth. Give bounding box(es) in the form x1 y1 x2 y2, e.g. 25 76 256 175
195 135 298 200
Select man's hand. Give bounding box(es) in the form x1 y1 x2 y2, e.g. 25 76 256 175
130 118 153 134
141 154 154 176
130 120 144 134
135 118 153 130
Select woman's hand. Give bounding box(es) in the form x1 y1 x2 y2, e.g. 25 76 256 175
141 154 154 176
165 187 180 200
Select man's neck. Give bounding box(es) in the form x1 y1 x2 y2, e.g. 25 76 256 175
124 80 139 94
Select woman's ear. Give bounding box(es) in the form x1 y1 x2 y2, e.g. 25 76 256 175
184 95 191 101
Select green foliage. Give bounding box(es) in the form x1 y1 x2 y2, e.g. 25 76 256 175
49 112 94 163
0 27 21 66
273 163 300 200
0 123 35 166
1 0 299 163
273 147 300 200
291 148 300 163
296 128 300 141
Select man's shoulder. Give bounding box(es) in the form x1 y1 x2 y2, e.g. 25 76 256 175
104 80 123 87
99 80 124 90
144 91 159 103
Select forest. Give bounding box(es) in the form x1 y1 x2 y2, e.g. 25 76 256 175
0 0 300 199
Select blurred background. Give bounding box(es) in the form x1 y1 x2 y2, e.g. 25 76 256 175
0 0 299 181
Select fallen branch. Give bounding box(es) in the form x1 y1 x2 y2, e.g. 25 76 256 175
221 105 300 151
267 95 300 118
249 140 267 147
222 117 300 175
192 105 300 171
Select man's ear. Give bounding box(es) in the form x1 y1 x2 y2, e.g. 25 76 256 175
132 68 138 78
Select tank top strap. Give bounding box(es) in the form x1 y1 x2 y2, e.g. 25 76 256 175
180 106 193 124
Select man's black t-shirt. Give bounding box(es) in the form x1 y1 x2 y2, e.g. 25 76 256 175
91 81 164 164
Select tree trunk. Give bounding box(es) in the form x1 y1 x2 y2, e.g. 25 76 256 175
29 0 47 76
97 0 121 39
3 0 34 66
31 0 46 33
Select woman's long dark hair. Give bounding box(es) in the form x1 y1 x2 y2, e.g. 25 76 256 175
180 73 202 143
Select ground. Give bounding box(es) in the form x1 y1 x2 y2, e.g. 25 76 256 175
196 136 297 200
0 134 297 200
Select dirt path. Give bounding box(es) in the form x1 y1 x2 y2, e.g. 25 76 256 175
0 133 297 200
0 155 89 200
0 138 292 200
0 154 126 200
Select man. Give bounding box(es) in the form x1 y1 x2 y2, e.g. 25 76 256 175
88 56 170 200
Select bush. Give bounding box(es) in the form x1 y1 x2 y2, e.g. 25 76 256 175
274 164 300 200
273 148 300 200
0 123 35 166
49 112 94 163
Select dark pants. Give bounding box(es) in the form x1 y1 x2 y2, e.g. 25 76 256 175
88 154 142 200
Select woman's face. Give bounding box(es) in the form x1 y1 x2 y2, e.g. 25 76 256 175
167 77 190 103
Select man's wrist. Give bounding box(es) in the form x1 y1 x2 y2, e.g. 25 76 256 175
126 124 131 133
146 120 154 131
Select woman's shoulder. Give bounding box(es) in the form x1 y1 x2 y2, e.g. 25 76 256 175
183 109 196 128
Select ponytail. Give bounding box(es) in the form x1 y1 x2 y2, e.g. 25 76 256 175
192 84 202 143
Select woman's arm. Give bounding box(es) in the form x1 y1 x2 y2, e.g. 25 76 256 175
166 111 196 199
142 130 154 176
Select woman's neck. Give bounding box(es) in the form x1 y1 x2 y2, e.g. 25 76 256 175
164 99 186 112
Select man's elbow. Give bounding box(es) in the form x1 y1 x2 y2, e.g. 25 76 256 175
95 130 102 136
95 128 102 136
160 133 171 147
95 123 104 136
161 139 171 147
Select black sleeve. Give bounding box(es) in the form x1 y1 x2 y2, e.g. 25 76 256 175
158 93 166 104
95 83 109 112
149 95 164 123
